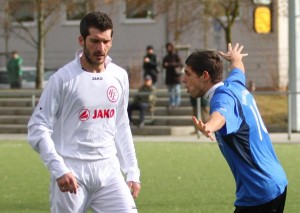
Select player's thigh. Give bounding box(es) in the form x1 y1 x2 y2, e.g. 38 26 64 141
49 177 89 213
90 172 138 213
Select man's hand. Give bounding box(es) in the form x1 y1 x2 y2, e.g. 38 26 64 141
218 43 248 73
127 181 141 199
192 116 214 141
192 112 225 141
218 43 248 61
56 172 79 194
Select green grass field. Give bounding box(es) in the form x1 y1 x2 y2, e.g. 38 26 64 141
0 140 299 213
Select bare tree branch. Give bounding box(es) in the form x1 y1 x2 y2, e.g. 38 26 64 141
10 28 37 48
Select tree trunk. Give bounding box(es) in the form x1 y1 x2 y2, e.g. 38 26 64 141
174 0 180 44
225 26 232 49
36 0 45 89
4 1 10 63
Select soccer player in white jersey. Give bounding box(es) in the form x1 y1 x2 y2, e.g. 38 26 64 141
27 12 141 213
183 43 287 213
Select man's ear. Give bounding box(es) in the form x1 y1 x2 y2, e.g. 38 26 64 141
79 36 84 47
202 71 210 81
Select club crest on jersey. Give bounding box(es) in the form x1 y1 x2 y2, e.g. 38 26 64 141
79 108 90 121
107 86 119 102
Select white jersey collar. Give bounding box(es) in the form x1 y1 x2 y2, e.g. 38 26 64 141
203 82 224 103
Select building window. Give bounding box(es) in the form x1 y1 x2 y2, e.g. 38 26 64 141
65 0 87 21
126 0 154 19
125 0 154 21
9 0 35 22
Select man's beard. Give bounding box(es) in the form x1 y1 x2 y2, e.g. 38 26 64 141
83 48 100 66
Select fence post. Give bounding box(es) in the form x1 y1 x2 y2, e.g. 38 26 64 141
288 91 292 140
196 98 201 139
31 94 36 109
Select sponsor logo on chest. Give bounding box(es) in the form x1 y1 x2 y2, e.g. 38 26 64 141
77 85 119 122
79 108 115 121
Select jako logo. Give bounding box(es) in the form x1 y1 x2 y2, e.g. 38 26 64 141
79 109 90 121
92 109 115 119
79 108 115 121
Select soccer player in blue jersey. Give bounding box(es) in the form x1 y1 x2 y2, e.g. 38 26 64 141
183 43 288 213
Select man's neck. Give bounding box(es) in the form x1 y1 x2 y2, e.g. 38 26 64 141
203 82 224 102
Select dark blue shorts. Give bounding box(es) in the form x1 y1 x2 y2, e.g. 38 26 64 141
234 186 287 213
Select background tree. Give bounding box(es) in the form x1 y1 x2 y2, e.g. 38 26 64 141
2 0 62 88
200 0 240 46
0 1 11 62
152 0 250 48
1 0 97 89
35 0 60 89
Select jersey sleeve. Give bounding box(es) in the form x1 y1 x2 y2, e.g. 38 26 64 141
211 92 242 135
114 71 140 183
27 73 70 178
226 68 246 87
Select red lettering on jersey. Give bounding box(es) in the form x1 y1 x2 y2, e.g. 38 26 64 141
98 110 103 118
110 109 114 117
91 109 115 119
103 109 109 118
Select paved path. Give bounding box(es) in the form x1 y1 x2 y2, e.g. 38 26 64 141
0 133 299 143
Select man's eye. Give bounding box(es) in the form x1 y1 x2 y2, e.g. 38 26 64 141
91 39 110 44
104 39 112 44
91 39 99 43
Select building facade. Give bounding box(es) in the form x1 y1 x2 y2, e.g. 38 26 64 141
0 0 288 89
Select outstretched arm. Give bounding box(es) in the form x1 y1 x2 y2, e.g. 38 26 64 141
192 111 225 141
218 43 248 73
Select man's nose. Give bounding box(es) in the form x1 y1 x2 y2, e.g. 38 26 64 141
182 75 187 83
98 42 105 51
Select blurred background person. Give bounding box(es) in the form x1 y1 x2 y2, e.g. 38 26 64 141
6 50 23 88
128 75 156 128
143 45 159 85
163 42 182 109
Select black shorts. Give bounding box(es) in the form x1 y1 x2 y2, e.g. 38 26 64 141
234 186 287 213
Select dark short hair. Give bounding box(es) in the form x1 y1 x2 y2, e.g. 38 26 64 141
144 74 152 81
146 45 154 51
165 42 173 49
80 12 113 40
185 50 223 84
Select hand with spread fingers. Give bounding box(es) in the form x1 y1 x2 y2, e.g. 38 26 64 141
192 116 214 141
218 43 248 73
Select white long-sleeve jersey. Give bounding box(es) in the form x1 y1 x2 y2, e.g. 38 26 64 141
28 50 140 182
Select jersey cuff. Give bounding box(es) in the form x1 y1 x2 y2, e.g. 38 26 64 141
126 167 141 183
